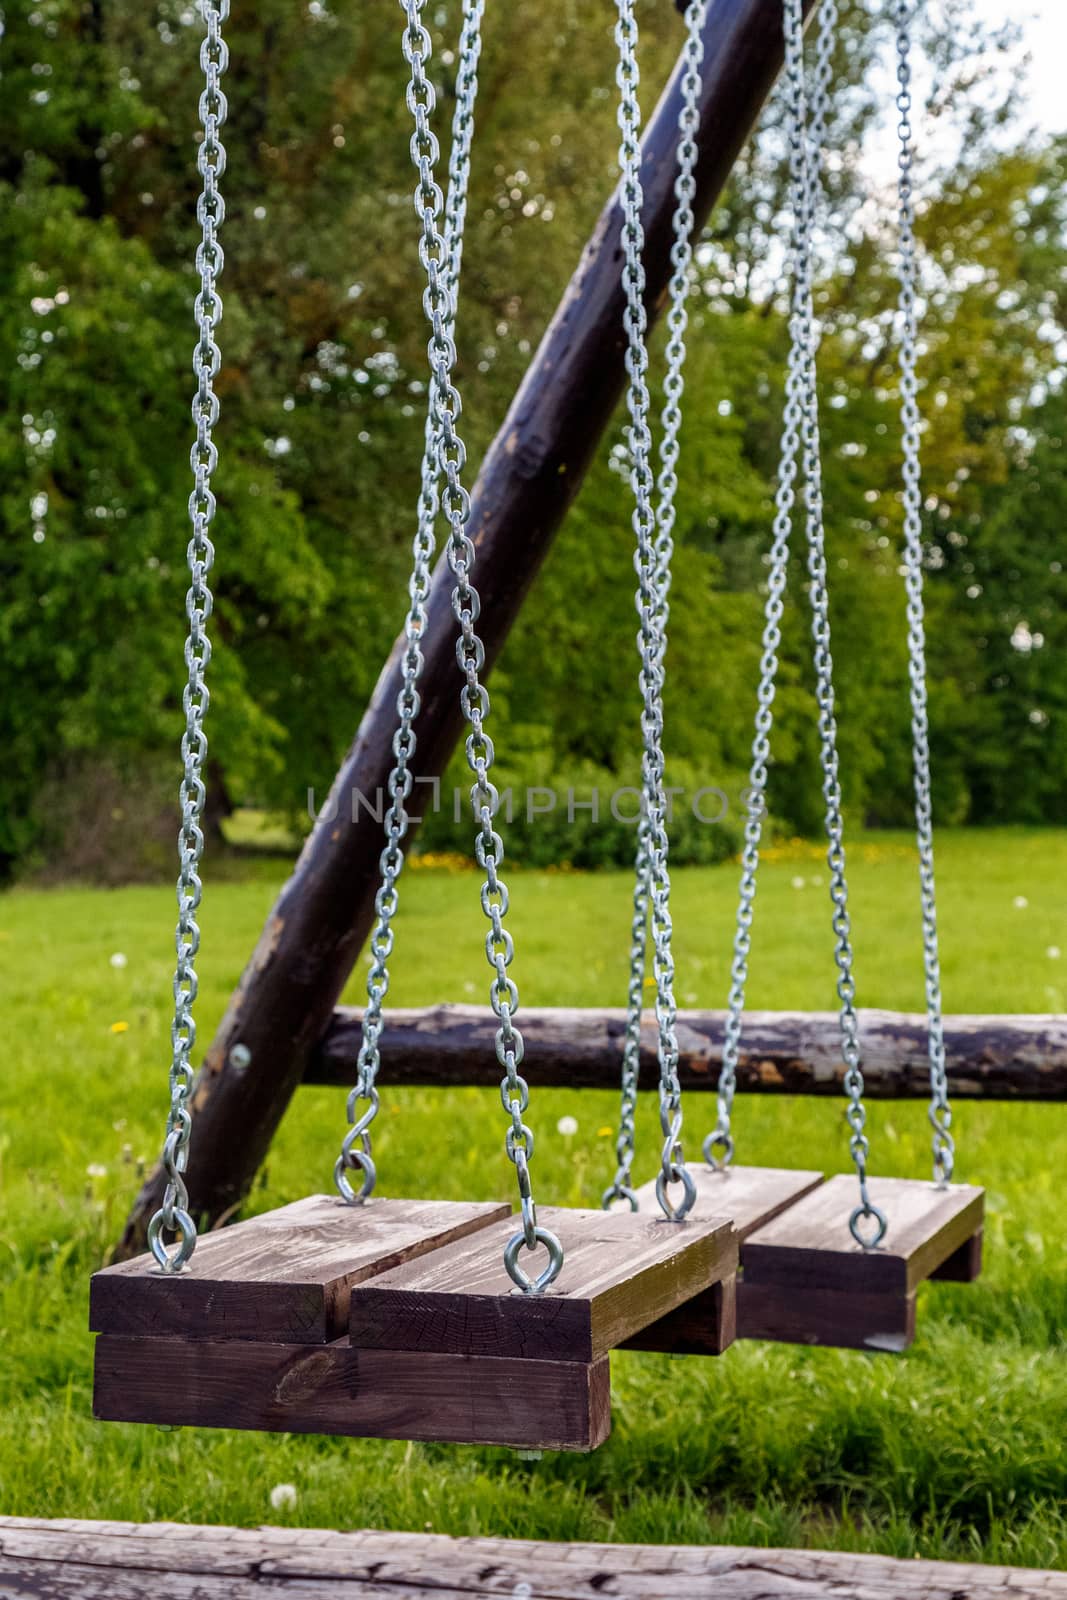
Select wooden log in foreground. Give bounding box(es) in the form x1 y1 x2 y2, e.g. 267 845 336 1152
307 1005 1067 1099
1 1519 1065 1599
116 0 819 1261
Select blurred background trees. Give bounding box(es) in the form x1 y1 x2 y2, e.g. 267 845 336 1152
1 0 1065 879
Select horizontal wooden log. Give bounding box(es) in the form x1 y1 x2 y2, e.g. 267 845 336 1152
3 1519 1067 1599
307 1005 1067 1098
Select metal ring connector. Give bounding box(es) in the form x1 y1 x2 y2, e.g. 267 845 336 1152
701 1129 734 1172
601 1183 639 1213
503 1226 564 1295
849 1201 888 1251
334 1143 377 1205
655 1162 697 1222
147 1206 197 1272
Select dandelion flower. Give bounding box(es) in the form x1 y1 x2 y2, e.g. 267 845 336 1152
109 1020 129 1034
86 1164 108 1180
269 1483 298 1511
791 876 806 889
1048 947 1061 960
1013 895 1029 909
597 1126 613 1138
557 1115 579 1138
109 952 128 969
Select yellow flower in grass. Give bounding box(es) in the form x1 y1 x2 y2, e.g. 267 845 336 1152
109 1020 129 1034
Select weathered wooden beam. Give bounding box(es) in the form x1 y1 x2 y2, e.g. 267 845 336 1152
3 1519 1067 1599
307 1005 1067 1099
116 0 817 1259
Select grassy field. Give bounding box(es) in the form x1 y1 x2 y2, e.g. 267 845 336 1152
1 827 1065 1565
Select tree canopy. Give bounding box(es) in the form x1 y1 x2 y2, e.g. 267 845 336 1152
1 0 1065 877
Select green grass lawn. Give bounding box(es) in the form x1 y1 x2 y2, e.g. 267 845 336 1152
1 827 1065 1565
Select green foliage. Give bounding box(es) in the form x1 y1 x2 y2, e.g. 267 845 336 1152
1 1 1066 878
1 835 1065 1557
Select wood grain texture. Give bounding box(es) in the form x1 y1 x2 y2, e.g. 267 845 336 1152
115 0 817 1265
737 1281 916 1352
310 1004 1067 1099
633 1164 824 1242
3 1519 1066 1599
90 1197 508 1343
743 1176 985 1295
349 1207 737 1361
92 1336 610 1452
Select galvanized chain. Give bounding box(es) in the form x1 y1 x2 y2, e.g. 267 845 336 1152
612 0 695 1224
783 0 886 1249
335 0 484 1205
147 0 230 1274
391 0 562 1294
702 0 835 1172
894 0 954 1186
605 0 706 1210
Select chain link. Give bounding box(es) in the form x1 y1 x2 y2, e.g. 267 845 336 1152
894 0 954 1186
335 0 485 1206
701 0 836 1173
390 0 562 1293
605 0 706 1211
612 0 695 1224
147 0 230 1274
783 0 885 1250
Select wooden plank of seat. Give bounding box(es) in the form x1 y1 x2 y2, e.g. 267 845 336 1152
6 1518 1067 1599
93 1334 610 1452
623 1166 823 1354
737 1281 917 1352
633 1164 825 1241
89 1196 508 1344
349 1207 738 1361
742 1176 985 1295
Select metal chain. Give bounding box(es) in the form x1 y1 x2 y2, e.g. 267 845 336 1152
605 0 706 1211
783 0 886 1250
894 0 954 1186
335 0 485 1205
613 0 695 1224
701 0 836 1172
147 0 230 1273
394 0 562 1295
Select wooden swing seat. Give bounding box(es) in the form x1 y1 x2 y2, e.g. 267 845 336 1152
91 1197 737 1452
630 1167 984 1354
93 1333 612 1451
349 1205 738 1360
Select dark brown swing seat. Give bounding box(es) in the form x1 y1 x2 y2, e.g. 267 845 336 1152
90 1195 738 1452
631 1167 984 1354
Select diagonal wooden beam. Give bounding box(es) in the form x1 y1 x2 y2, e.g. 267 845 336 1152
116 0 817 1259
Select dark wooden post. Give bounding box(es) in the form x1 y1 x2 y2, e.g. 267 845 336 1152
116 0 814 1258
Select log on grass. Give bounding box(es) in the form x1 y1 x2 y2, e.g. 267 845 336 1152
307 1005 1067 1099
2 1519 1066 1599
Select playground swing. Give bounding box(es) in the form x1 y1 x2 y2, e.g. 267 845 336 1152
89 0 987 1447
91 0 737 1454
627 0 983 1355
